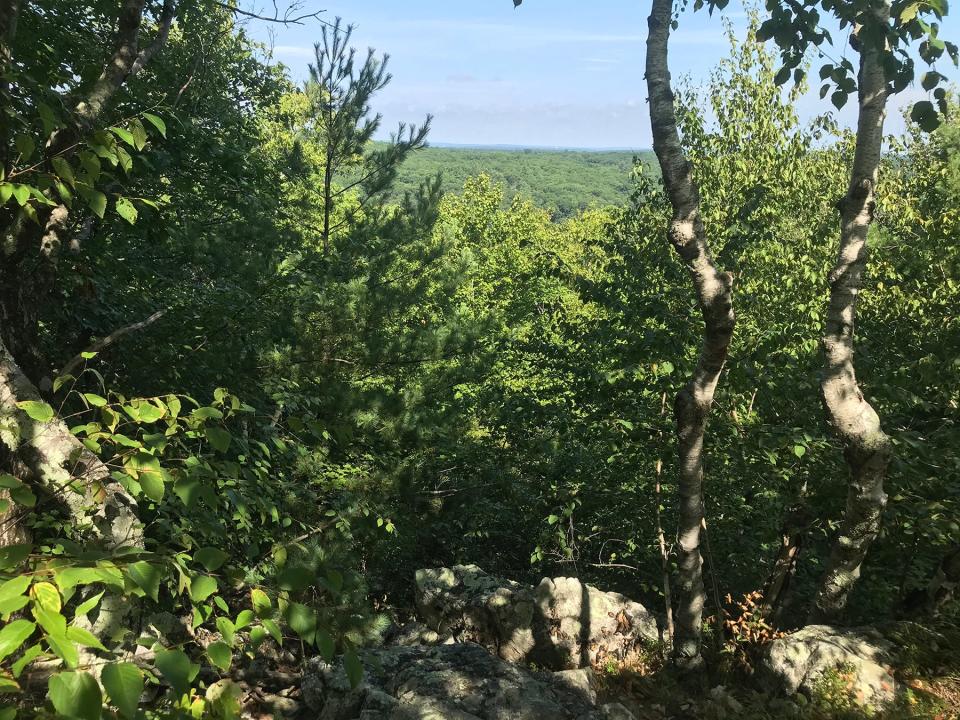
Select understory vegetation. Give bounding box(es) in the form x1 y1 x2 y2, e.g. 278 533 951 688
0 0 958 718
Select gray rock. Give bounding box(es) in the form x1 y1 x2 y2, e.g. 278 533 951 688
386 621 446 647
599 703 637 720
761 624 897 705
552 668 596 704
535 575 660 669
302 643 636 720
414 565 659 670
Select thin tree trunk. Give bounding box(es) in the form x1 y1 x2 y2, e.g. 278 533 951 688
645 0 736 668
322 136 333 253
760 502 811 626
811 9 892 623
0 0 20 177
922 545 960 616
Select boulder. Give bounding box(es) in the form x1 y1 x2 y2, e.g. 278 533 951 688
535 575 660 669
414 565 659 669
414 565 538 663
301 643 636 720
761 624 897 706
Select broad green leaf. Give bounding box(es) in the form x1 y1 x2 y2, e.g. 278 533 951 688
276 565 313 592
16 400 54 423
194 546 228 572
11 184 29 207
215 617 235 646
343 649 363 688
48 671 101 720
116 197 137 225
0 576 30 604
29 582 60 612
192 406 223 421
86 189 107 219
82 393 107 408
14 134 35 160
66 625 108 651
142 113 167 137
204 426 231 453
262 618 282 645
251 588 271 617
911 99 941 132
9 486 35 508
285 602 316 639
316 629 335 661
101 662 143 719
44 631 79 668
0 678 18 694
249 626 267 647
127 561 162 602
52 157 75 187
154 649 198 697
189 575 217 603
0 545 31 571
109 127 136 147
33 603 66 637
0 595 29 619
140 469 165 503
11 642 42 677
129 119 148 150
73 591 105 620
205 679 241 717
0 620 35 663
206 641 232 671
234 609 254 630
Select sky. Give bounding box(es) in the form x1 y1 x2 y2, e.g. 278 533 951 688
247 0 960 149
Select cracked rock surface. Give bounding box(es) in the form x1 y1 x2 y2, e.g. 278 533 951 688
302 643 635 720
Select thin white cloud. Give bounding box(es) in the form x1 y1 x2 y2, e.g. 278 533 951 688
272 45 315 59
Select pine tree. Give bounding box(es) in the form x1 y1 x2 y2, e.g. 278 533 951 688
307 17 431 253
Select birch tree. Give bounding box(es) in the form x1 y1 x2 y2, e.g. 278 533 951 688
644 0 736 667
755 0 956 621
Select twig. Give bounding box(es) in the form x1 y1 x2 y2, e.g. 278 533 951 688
213 0 329 26
59 309 167 379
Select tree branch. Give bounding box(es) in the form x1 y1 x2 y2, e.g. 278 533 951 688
213 0 328 26
59 309 168 379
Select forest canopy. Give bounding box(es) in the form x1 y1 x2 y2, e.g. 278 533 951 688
0 0 958 718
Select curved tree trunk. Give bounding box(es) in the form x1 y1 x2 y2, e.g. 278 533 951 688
0 338 142 550
645 0 736 667
811 10 892 622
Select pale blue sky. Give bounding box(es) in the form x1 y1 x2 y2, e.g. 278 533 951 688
248 0 960 148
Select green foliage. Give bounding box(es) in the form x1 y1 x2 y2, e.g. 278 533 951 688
1 3 959 718
391 147 656 220
386 145 657 219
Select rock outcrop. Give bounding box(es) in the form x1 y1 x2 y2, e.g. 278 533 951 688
413 564 659 670
761 624 897 705
302 643 636 720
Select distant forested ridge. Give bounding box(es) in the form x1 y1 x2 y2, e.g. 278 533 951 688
385 144 657 217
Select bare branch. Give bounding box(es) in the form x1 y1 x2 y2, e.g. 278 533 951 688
213 0 329 26
59 309 168 379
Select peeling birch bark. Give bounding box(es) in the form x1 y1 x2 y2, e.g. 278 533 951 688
0 338 142 550
645 0 735 667
811 8 893 623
